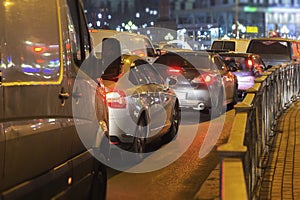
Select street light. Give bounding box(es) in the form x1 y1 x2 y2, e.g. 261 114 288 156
235 0 239 38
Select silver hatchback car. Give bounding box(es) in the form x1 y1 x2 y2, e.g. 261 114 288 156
153 50 238 116
99 47 180 161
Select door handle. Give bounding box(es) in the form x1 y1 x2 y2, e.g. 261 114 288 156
59 87 70 106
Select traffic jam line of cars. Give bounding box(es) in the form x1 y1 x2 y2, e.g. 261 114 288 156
3 1 296 198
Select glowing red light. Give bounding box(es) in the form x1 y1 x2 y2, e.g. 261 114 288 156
167 66 182 75
246 59 253 67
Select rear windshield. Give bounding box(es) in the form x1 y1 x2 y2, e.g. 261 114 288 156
0 0 60 83
155 53 216 70
91 32 156 58
247 40 290 56
211 41 235 51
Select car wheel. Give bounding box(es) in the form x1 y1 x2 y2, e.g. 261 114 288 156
228 83 238 110
162 101 180 143
132 116 147 161
90 158 107 200
233 85 238 104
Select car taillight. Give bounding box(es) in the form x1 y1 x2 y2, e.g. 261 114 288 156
167 66 182 76
246 59 254 68
106 90 126 108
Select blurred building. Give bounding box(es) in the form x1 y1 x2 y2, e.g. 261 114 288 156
83 0 160 30
83 0 300 48
171 0 300 42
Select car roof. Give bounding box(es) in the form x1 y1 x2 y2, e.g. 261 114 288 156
212 38 250 42
249 37 295 42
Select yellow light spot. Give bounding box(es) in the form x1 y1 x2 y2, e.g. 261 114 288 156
68 177 72 185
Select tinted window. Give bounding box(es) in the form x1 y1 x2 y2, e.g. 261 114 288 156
211 41 223 49
223 41 235 51
248 40 290 55
1 0 60 82
156 53 214 69
211 41 235 51
129 60 164 85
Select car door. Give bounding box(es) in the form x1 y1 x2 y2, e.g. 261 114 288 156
214 56 235 102
131 61 172 138
0 0 73 194
0 83 3 188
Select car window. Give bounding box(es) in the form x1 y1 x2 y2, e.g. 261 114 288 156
252 55 264 65
129 60 164 85
213 56 228 72
155 53 214 71
248 40 290 55
223 41 235 51
222 56 246 71
1 0 60 83
144 38 156 57
211 41 223 49
67 0 91 65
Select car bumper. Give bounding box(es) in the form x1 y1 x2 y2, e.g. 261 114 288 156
108 108 136 144
174 89 211 110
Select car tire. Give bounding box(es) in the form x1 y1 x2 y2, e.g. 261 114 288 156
162 101 180 143
90 157 107 200
228 83 238 110
132 116 147 162
211 90 224 118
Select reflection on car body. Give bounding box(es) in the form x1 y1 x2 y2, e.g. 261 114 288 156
153 50 238 116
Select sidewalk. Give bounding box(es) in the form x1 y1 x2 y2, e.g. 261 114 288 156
258 99 300 199
195 99 300 200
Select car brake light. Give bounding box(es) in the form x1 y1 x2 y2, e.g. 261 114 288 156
246 59 253 68
106 90 126 108
167 66 182 76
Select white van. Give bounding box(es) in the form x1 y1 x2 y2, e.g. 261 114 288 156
90 29 159 64
210 38 250 53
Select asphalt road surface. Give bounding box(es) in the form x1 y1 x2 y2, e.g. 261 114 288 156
106 109 235 200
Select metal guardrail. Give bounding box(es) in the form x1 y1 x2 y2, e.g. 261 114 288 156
217 62 300 199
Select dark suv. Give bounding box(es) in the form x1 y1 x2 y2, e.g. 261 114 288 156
0 0 109 199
